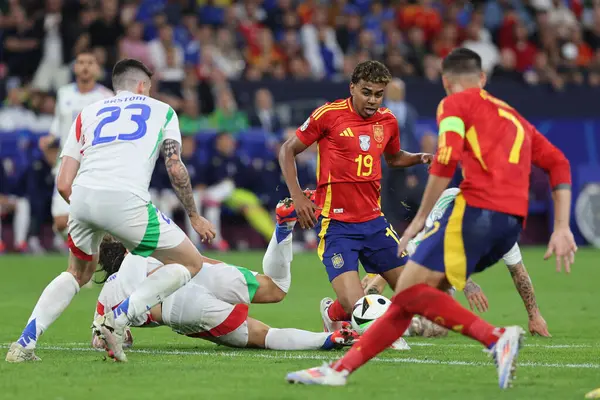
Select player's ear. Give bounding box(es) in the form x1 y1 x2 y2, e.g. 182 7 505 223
349 82 355 97
479 72 487 88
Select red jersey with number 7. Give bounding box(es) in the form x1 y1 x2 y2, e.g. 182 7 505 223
430 88 571 218
296 98 401 223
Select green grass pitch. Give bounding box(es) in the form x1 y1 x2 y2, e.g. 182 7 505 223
0 247 598 400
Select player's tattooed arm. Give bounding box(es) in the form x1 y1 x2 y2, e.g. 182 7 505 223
507 261 539 318
161 139 198 218
384 150 432 168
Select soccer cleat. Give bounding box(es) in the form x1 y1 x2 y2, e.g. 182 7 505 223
5 342 41 363
491 326 525 389
275 189 316 225
320 297 343 333
586 388 600 399
92 312 128 362
389 337 411 350
325 322 359 349
286 362 349 386
92 327 133 350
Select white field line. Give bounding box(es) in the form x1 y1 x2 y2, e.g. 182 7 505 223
30 341 596 349
1 344 598 369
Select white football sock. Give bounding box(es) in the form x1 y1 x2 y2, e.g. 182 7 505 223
114 263 191 327
262 230 292 293
17 271 80 349
265 328 330 350
14 197 30 245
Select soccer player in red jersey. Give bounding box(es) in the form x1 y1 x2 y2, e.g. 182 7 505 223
278 61 432 334
286 48 578 389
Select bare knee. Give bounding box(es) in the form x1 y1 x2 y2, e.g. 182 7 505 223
331 272 365 313
67 254 98 287
252 275 286 303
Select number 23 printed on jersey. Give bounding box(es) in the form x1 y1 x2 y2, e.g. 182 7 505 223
92 103 151 146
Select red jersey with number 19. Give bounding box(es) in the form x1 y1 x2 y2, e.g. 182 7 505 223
430 88 571 218
296 98 401 223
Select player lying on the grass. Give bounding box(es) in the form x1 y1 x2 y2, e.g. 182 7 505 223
91 209 358 352
362 188 550 338
278 60 432 337
286 48 576 389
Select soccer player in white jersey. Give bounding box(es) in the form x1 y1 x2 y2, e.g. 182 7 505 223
5 59 216 364
39 50 113 246
91 223 359 352
362 188 550 337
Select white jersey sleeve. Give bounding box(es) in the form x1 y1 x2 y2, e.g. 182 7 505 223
502 243 522 266
60 114 83 163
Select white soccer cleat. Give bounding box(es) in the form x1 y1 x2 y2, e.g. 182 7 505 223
5 342 41 363
92 312 128 362
286 363 349 386
320 297 343 333
389 337 411 351
491 326 525 389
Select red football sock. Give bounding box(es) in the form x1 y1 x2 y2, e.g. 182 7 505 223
398 283 504 348
332 283 505 374
332 301 411 373
327 299 351 321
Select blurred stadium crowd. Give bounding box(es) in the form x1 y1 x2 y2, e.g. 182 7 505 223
0 0 593 253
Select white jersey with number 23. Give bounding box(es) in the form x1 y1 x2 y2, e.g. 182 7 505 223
60 90 181 202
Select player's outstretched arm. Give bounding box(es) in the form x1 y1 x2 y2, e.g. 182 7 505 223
384 150 432 168
530 128 577 272
161 139 216 241
278 135 318 228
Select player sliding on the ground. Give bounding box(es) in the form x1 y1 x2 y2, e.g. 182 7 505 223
278 60 432 337
92 211 359 352
286 48 576 389
6 59 216 364
363 188 551 338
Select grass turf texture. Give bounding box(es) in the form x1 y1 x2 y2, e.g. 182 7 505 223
0 247 598 400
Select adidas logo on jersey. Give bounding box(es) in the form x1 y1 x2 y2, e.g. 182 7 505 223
340 128 355 137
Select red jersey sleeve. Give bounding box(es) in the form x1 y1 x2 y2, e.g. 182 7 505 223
296 108 326 147
384 118 401 155
528 123 572 188
429 95 466 178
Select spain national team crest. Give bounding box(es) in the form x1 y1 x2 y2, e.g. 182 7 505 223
373 125 384 143
331 253 344 269
359 135 371 151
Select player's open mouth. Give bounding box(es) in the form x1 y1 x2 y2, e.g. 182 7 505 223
365 107 376 114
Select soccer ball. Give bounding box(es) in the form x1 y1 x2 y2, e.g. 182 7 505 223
351 294 391 334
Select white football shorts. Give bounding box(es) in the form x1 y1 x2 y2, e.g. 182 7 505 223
162 282 250 348
67 185 186 259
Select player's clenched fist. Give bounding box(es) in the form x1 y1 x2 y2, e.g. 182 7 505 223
292 193 319 229
190 215 217 242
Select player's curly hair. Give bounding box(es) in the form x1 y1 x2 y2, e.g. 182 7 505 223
95 234 127 284
350 60 392 85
